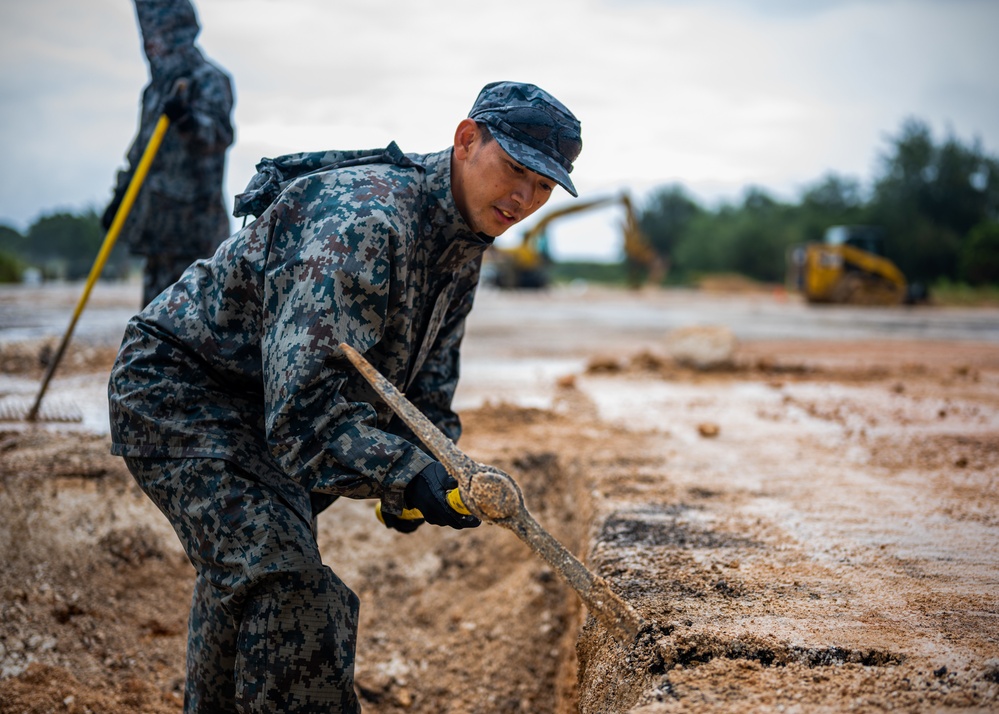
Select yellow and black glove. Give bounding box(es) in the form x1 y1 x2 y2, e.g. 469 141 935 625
380 509 423 533
405 462 480 529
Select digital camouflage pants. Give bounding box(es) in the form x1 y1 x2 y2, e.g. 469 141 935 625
124 456 361 713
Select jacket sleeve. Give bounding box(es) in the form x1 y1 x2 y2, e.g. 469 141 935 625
258 179 433 512
109 66 233 198
177 65 234 154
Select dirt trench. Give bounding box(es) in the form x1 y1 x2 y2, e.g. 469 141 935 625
0 398 610 713
0 338 602 713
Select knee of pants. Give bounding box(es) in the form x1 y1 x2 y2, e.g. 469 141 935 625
122 456 321 605
235 566 361 711
239 566 359 624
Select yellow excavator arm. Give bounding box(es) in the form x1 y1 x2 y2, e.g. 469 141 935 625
486 192 663 289
519 195 624 247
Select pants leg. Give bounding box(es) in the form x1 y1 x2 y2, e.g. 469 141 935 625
237 568 360 713
123 456 360 713
185 573 237 711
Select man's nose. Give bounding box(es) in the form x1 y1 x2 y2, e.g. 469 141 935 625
512 178 537 208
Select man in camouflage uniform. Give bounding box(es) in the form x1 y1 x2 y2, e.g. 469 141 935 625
108 81 582 711
102 0 234 308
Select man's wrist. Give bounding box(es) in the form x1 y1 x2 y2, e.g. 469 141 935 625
381 451 434 516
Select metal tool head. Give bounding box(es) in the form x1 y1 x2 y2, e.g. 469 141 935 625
339 342 646 642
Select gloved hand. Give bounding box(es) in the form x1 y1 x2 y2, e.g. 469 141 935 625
163 79 195 130
100 187 126 231
405 462 480 529
380 509 423 534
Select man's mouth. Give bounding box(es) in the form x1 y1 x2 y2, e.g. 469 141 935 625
496 207 518 223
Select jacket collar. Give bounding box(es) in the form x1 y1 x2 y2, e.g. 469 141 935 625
416 148 494 272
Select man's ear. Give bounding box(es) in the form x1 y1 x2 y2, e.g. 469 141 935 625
453 118 479 160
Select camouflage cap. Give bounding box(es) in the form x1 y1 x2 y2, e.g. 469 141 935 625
469 81 582 197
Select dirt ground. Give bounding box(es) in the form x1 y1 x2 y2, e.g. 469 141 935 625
0 283 997 713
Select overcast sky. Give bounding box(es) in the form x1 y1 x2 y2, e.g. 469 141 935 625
1 0 997 260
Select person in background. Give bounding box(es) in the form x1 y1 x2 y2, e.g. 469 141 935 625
102 0 234 308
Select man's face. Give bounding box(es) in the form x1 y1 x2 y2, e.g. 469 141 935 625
452 120 555 237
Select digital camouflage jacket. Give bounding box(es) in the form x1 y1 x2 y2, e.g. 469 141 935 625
108 147 493 522
113 0 234 258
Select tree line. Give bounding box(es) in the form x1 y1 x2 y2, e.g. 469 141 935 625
0 210 132 283
635 117 999 287
2 116 997 288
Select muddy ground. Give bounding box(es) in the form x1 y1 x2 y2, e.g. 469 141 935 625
0 283 997 713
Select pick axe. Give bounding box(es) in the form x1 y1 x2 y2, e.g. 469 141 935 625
340 343 646 643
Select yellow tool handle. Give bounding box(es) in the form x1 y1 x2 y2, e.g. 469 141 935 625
375 488 469 524
27 114 172 422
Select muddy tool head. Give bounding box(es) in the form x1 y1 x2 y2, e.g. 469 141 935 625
339 342 646 643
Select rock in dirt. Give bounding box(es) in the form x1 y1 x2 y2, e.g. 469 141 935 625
697 422 721 438
664 325 737 370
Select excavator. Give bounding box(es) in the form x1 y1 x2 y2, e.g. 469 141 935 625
787 225 912 305
483 193 663 289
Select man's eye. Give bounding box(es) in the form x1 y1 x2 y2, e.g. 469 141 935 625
509 161 526 174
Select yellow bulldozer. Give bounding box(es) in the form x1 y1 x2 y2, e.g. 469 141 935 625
483 192 663 289
787 225 913 305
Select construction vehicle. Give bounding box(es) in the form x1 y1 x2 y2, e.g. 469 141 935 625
787 225 911 305
483 193 663 289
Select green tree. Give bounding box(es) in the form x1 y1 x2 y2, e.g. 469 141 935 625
0 223 26 256
0 250 25 282
801 173 864 214
25 209 131 280
870 118 999 283
798 173 869 243
672 188 799 284
960 221 999 284
728 189 784 282
672 207 732 279
638 184 702 271
0 224 32 282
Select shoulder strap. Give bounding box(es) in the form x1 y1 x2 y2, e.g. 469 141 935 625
233 141 420 218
